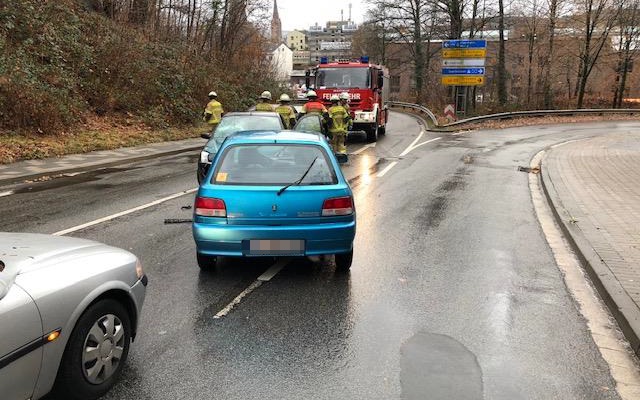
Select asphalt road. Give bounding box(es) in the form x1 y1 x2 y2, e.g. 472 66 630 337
3 114 638 399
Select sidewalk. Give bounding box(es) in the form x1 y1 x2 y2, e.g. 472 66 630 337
0 137 205 186
541 132 640 354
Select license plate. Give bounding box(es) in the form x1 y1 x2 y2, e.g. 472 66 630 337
244 240 305 256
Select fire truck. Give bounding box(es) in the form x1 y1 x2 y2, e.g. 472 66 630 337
306 56 389 142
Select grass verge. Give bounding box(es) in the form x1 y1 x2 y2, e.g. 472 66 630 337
0 117 205 164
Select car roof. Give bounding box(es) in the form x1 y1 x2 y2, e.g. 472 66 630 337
224 130 325 144
223 112 281 118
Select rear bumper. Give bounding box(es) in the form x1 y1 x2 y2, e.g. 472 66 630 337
193 220 355 256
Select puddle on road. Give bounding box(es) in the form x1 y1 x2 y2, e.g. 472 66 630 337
417 168 467 231
401 332 483 400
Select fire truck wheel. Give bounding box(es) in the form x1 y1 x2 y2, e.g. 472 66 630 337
378 125 386 135
366 124 378 143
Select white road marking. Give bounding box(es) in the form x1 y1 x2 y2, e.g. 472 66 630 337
452 131 464 136
399 130 425 157
257 258 289 281
376 161 398 178
0 190 14 198
52 188 198 236
404 137 442 153
214 258 291 319
530 150 640 399
351 143 376 155
213 280 263 319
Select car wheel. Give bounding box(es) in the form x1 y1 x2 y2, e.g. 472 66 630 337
54 299 131 400
197 253 217 270
335 250 353 271
366 123 378 143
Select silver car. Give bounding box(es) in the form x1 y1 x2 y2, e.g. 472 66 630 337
0 233 147 400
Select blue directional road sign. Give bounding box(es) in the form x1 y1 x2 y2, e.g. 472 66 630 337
442 39 487 49
441 67 486 75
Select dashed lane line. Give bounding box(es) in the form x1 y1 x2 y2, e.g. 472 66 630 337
376 161 398 178
351 143 376 155
52 188 198 236
213 258 290 319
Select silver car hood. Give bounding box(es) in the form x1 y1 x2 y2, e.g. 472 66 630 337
0 233 107 299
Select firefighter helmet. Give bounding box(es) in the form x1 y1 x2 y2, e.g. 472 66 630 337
330 94 340 102
208 91 217 98
279 94 291 102
260 91 272 100
306 90 317 98
339 92 349 100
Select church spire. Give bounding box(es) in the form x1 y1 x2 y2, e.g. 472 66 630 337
271 0 282 43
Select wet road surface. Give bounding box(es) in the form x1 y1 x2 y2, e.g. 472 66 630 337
3 115 639 399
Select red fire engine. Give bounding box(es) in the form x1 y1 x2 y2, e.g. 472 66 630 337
306 56 389 142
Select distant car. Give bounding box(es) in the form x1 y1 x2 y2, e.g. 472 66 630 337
198 112 284 184
0 233 147 400
294 113 328 136
192 130 356 270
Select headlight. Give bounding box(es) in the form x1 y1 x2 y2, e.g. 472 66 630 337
356 112 375 122
135 259 144 279
200 151 210 164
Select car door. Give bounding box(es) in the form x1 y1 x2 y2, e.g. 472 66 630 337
294 114 326 135
0 283 43 400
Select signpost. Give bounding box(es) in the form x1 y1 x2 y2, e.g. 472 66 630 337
441 76 485 85
441 39 487 118
442 59 485 67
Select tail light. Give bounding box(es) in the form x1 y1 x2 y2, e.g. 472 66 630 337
195 197 226 217
322 196 354 216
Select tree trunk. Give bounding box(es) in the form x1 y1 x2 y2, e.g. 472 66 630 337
414 2 424 103
497 0 508 106
543 0 557 108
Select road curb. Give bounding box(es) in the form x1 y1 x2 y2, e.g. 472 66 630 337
539 150 640 355
0 144 203 187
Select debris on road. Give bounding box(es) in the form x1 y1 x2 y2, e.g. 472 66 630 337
518 166 540 174
164 218 193 224
181 205 192 210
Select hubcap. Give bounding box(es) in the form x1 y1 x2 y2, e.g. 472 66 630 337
82 314 125 384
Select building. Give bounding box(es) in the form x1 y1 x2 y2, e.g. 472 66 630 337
287 30 307 51
293 50 311 70
266 43 293 81
307 20 358 64
270 0 282 43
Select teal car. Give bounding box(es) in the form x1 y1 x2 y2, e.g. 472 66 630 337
192 131 356 270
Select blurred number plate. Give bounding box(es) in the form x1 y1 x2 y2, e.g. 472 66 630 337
245 240 305 255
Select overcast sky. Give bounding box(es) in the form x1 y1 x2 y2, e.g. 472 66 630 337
275 0 368 32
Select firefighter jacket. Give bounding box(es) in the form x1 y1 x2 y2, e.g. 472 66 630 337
204 100 223 124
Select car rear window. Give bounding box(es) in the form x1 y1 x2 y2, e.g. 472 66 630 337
205 115 283 152
212 144 337 185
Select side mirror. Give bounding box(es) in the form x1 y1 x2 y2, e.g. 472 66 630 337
201 132 211 140
378 70 384 88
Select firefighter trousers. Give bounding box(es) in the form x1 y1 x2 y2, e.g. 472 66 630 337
330 131 347 154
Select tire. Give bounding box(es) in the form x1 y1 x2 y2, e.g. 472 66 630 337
54 299 131 400
335 250 353 271
197 253 217 270
366 124 378 143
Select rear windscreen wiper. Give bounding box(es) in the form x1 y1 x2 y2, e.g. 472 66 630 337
277 157 318 196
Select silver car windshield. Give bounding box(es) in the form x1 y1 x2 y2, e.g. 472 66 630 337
212 144 337 186
205 116 283 153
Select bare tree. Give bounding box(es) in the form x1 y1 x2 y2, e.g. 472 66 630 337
612 0 640 107
574 0 624 108
497 0 508 105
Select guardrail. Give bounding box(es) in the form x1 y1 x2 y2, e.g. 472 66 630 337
387 101 640 130
386 101 438 127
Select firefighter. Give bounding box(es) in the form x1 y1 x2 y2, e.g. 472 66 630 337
299 90 328 116
339 92 350 113
203 91 224 133
275 94 297 129
327 94 351 154
255 91 274 111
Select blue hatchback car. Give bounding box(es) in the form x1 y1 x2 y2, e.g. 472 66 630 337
192 131 356 270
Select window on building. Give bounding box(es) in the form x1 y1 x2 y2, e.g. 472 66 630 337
390 75 401 93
